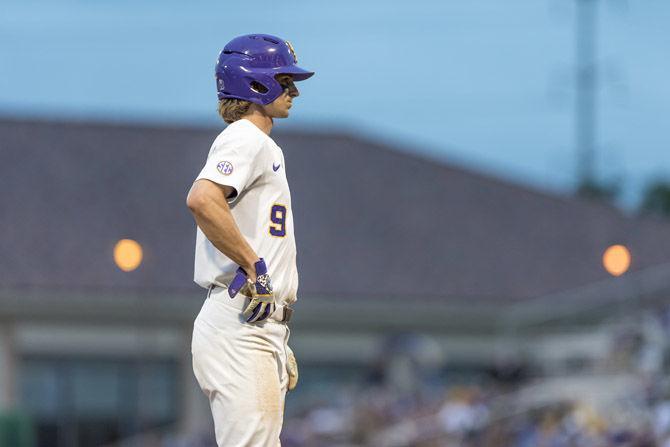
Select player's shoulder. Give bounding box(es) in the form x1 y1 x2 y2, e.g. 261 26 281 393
212 119 268 154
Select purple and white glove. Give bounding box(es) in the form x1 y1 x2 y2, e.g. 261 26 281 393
228 258 276 323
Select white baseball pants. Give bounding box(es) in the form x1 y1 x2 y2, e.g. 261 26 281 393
191 286 290 447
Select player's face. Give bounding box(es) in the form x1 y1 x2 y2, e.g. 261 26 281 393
263 75 299 119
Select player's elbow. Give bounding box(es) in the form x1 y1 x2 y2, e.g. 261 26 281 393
186 186 209 215
186 180 231 216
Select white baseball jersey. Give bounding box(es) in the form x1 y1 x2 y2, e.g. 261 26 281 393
193 118 298 307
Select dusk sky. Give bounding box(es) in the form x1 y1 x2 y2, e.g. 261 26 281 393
2 0 669 207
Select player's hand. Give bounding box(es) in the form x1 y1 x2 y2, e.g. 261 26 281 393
228 258 276 323
286 345 299 391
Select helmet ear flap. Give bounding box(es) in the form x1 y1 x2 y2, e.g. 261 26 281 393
243 74 283 104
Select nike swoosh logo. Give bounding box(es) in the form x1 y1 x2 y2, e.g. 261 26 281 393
273 163 281 172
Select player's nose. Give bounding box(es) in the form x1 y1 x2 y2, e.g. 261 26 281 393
288 83 299 98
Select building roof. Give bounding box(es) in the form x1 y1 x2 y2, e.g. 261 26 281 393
2 117 670 303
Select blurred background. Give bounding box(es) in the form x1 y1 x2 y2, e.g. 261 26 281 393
2 0 670 446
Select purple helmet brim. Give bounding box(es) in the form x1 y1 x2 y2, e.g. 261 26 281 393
253 65 314 82
278 65 315 81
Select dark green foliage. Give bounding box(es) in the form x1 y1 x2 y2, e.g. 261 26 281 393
641 181 670 217
576 179 620 204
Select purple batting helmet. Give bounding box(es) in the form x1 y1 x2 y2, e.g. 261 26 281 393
215 34 314 105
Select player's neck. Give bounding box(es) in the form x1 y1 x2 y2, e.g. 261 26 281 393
242 110 273 136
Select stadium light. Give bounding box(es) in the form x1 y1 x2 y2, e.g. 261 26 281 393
114 239 143 272
602 244 630 277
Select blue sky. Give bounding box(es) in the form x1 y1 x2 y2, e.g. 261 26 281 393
2 0 669 207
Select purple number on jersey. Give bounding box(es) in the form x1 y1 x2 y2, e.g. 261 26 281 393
269 204 287 237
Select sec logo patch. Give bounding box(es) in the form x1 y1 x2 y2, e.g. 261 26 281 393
217 161 233 175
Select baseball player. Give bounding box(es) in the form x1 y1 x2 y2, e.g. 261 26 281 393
186 34 313 446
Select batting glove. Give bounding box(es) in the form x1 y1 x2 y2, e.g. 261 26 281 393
286 345 299 391
228 258 276 323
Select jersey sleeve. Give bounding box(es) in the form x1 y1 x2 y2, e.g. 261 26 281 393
195 134 263 202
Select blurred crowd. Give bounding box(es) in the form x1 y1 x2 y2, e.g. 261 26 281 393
275 307 670 447
278 381 670 447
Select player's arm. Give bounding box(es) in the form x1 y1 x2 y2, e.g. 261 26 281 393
186 179 259 280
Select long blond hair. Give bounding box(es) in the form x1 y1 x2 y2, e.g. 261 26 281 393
217 98 252 124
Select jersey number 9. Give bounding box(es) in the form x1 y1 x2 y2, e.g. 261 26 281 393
269 204 287 237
